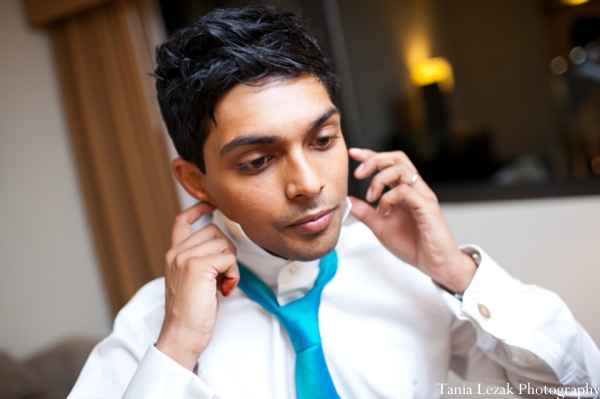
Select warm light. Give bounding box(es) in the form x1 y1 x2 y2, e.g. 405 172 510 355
406 34 431 70
561 0 590 5
550 56 568 75
410 57 454 91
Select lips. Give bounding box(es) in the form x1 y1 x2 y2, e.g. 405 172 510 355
288 208 336 235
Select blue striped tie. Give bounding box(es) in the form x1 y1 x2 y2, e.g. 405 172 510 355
237 250 341 399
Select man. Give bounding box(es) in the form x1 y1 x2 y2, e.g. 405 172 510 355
69 6 600 398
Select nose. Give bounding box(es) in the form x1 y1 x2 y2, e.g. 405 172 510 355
284 151 324 200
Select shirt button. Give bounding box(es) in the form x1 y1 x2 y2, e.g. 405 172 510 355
526 354 538 365
289 265 300 275
477 304 491 319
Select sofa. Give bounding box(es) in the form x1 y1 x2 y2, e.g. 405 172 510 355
0 337 98 399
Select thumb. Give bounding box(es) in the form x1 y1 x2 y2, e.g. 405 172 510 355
349 196 381 231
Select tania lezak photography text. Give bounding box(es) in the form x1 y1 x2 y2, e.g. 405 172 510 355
438 383 599 398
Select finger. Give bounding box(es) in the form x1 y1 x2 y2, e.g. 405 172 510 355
171 202 217 247
366 162 416 202
205 253 239 297
348 196 380 231
348 147 377 162
350 148 394 178
168 224 236 263
186 253 240 297
169 237 236 272
377 184 433 217
350 149 415 179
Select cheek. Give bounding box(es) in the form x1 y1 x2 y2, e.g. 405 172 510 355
211 176 280 222
323 147 349 187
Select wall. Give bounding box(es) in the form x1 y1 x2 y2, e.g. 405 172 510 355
440 0 559 161
443 195 600 342
0 0 112 359
442 195 600 398
337 0 559 163
337 0 443 151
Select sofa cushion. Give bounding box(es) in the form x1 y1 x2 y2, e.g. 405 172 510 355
0 352 43 399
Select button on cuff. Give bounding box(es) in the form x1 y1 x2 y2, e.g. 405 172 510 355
477 303 491 319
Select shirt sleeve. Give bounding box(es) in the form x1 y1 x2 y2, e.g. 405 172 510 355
67 279 221 399
440 245 600 394
122 345 219 398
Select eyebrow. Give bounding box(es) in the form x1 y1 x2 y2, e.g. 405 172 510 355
308 107 339 132
219 136 282 158
218 106 340 158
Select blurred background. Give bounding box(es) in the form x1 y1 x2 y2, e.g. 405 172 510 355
1 0 599 397
162 0 600 201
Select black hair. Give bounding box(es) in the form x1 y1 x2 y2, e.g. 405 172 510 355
154 6 340 173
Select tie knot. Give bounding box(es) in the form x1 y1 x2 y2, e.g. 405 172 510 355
236 250 341 399
237 250 338 352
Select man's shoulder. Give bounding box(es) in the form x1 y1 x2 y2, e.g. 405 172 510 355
113 277 166 332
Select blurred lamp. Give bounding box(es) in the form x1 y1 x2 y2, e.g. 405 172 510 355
561 0 589 5
410 57 454 141
411 57 454 91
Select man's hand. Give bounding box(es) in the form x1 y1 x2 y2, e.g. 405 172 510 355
155 203 239 371
349 148 476 294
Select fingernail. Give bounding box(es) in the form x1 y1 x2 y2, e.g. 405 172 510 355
366 187 372 201
384 207 392 217
222 279 237 297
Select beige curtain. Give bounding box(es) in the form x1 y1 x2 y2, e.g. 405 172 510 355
24 0 180 314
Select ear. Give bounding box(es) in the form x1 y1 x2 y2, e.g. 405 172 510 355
171 158 215 206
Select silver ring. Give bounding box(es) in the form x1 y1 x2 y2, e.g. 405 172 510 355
409 172 420 186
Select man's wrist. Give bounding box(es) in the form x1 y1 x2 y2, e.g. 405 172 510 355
451 248 481 300
156 329 206 371
436 249 479 296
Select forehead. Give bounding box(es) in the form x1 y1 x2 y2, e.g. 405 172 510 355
207 76 335 147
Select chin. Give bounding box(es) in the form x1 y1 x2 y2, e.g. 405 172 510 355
285 244 336 262
275 223 342 261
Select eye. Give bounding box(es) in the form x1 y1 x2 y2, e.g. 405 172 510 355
236 155 273 173
312 135 339 149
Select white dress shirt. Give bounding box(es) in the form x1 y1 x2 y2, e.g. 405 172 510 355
69 201 600 398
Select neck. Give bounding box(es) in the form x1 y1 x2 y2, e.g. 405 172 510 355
210 197 351 304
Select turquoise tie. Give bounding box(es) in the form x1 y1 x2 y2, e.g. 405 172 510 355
237 250 341 399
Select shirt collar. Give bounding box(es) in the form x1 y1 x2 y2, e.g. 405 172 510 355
211 197 352 305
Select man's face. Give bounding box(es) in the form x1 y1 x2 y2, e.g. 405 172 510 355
201 75 348 261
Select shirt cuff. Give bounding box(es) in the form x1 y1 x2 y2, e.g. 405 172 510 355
123 345 220 399
439 244 522 339
438 245 598 385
